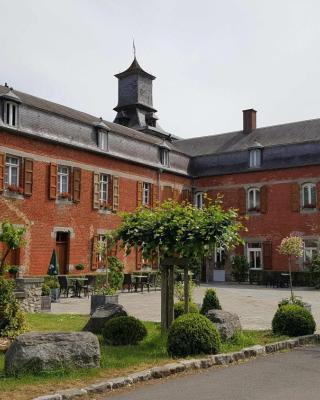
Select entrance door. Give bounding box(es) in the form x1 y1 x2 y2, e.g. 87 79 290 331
55 231 69 274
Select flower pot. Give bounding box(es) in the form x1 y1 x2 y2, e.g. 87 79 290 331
50 288 60 302
41 295 51 311
90 294 119 315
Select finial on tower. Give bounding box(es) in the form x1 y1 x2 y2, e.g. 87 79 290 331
133 38 136 59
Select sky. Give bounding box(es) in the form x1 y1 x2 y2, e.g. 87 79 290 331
1 0 320 139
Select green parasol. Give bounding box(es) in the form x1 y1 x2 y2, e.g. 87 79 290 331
48 249 59 275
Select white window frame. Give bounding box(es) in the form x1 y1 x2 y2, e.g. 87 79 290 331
247 187 260 211
4 155 20 187
98 131 108 150
303 239 318 266
247 242 263 269
142 182 151 206
249 149 262 168
99 174 109 202
161 148 170 167
57 165 69 195
302 183 316 209
195 192 204 209
4 101 18 127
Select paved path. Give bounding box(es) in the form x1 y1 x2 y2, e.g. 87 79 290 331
51 283 320 330
103 347 320 400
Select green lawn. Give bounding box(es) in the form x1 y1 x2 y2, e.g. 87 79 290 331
0 313 288 400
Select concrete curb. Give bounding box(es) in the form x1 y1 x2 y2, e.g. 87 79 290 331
32 334 319 400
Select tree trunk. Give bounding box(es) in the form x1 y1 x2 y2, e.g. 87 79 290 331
288 256 294 301
160 265 175 333
184 266 189 313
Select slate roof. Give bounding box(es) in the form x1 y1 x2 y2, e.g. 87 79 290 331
174 118 320 157
114 57 156 80
0 85 177 150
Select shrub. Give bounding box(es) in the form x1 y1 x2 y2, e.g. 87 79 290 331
278 295 306 309
200 288 221 314
174 301 199 319
272 304 316 336
44 276 60 289
167 313 221 357
75 263 85 271
107 256 124 292
41 284 51 296
0 277 27 338
102 316 147 345
231 255 249 283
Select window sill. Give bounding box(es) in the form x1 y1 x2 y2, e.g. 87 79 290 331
55 198 73 205
301 208 317 214
98 208 112 215
247 210 261 215
3 190 24 200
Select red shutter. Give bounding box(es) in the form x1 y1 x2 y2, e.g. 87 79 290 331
112 176 119 212
263 241 272 270
72 168 81 203
162 186 173 202
137 181 143 207
49 163 57 199
181 188 192 203
291 183 300 212
91 235 99 270
136 247 142 270
23 158 33 196
0 152 5 192
237 187 246 215
92 172 100 209
260 185 268 213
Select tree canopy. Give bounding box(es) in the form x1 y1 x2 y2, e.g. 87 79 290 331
116 199 243 263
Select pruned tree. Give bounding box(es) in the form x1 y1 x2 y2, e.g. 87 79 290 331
0 222 26 275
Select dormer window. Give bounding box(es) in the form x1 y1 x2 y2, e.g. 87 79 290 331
161 148 170 167
249 148 262 168
98 131 108 150
4 102 18 127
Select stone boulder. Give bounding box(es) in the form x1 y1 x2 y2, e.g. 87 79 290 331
206 310 242 341
84 303 128 334
5 332 100 376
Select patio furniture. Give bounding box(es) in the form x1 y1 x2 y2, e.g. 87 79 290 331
82 275 96 298
122 274 134 292
132 274 148 292
69 277 88 298
58 275 75 297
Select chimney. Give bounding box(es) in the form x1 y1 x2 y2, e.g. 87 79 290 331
243 109 257 133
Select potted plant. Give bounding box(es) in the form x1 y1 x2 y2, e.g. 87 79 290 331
6 185 24 194
59 192 71 200
44 276 60 302
75 263 85 271
8 265 19 279
41 284 51 311
91 256 124 314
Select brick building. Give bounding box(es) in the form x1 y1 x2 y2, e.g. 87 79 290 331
1 57 320 280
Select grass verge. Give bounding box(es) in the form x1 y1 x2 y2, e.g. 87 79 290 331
0 313 288 400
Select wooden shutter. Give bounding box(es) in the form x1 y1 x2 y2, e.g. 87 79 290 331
107 175 113 207
181 188 191 203
237 187 246 215
49 163 57 199
317 183 320 210
151 184 158 208
263 241 272 270
137 181 143 207
72 168 81 203
260 185 268 213
136 247 142 270
92 172 100 209
24 158 33 196
112 176 119 212
162 186 173 202
0 152 5 192
291 183 300 212
91 235 98 270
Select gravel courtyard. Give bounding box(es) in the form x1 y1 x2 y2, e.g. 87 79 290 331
51 283 320 330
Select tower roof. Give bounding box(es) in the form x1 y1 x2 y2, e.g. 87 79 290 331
115 57 156 80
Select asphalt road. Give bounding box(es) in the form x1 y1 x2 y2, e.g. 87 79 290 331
106 347 320 400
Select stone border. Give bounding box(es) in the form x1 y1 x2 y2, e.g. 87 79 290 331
32 334 319 400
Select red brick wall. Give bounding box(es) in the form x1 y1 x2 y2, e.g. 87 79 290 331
196 166 320 270
0 130 191 275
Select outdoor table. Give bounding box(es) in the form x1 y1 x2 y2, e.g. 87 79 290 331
69 277 88 298
132 275 149 292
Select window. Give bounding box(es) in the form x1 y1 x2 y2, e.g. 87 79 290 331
302 183 316 209
142 182 151 206
249 149 262 168
303 240 318 266
214 246 226 269
247 188 260 211
195 192 203 209
4 102 18 127
98 131 108 150
247 242 262 269
161 148 170 167
57 166 69 195
5 155 19 187
97 234 107 264
99 174 109 202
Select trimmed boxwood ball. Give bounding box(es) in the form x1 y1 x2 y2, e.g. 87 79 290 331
272 304 316 337
174 301 199 319
200 288 222 314
102 316 147 345
167 313 221 357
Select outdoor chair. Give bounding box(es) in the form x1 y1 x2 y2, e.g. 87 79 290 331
58 275 75 297
82 275 96 298
122 274 134 292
